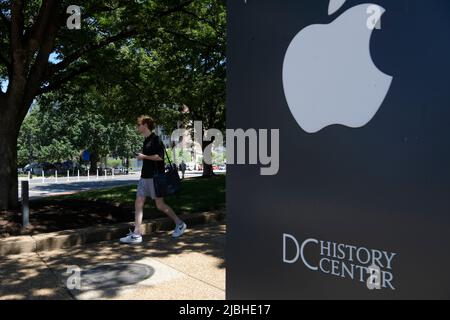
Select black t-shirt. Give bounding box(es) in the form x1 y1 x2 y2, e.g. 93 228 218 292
141 133 165 178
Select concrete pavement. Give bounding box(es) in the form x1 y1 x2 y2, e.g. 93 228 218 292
0 221 225 300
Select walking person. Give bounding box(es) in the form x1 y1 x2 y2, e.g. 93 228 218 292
120 115 187 244
179 160 187 179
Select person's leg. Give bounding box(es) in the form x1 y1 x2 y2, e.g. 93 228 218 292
154 198 182 225
120 180 146 244
134 196 146 234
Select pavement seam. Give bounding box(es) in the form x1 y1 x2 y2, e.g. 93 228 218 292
33 250 77 300
30 235 37 253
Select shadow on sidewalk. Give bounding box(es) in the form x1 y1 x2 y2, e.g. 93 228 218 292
0 222 225 300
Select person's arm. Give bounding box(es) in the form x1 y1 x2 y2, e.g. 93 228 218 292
148 154 164 161
137 137 165 161
137 154 163 161
155 136 165 162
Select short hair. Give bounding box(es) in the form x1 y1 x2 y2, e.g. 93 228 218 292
137 115 155 130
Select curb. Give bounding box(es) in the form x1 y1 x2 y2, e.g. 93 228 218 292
0 209 225 256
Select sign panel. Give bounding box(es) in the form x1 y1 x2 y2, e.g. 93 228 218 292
227 0 450 299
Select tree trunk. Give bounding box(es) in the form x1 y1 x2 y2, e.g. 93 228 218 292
0 115 20 211
202 160 214 177
201 140 215 178
89 152 99 175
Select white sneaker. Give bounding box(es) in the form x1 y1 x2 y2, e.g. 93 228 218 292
172 222 187 238
120 231 142 244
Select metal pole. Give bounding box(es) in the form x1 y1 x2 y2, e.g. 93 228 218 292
96 169 99 180
78 170 80 181
88 170 90 180
21 181 29 228
194 147 197 171
173 144 177 166
67 170 70 182
55 171 58 183
42 171 45 183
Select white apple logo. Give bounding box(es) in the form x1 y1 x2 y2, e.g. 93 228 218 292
282 0 393 134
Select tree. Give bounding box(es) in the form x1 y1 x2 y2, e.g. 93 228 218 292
18 88 143 173
136 0 226 176
0 0 200 210
17 106 40 166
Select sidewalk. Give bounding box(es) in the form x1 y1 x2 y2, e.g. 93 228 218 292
0 221 225 300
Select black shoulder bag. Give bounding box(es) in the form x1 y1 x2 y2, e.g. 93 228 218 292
152 137 182 197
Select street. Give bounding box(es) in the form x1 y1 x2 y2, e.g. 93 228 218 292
18 171 225 199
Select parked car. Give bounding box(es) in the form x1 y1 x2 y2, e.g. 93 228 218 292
24 163 45 175
30 165 44 175
24 162 56 176
54 162 66 174
62 160 76 171
23 162 38 173
185 163 194 171
112 168 125 175
42 162 57 175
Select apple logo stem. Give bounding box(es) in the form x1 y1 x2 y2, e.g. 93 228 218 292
282 2 393 134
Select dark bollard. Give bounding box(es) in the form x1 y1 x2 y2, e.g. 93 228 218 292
21 180 29 228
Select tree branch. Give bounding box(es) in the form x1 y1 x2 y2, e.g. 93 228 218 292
37 64 93 96
45 28 138 79
0 50 10 69
23 4 61 108
0 11 11 33
157 0 196 18
179 8 217 29
11 0 24 52
8 0 27 101
125 78 146 108
25 0 58 55
162 29 209 48
125 78 143 92
45 0 197 80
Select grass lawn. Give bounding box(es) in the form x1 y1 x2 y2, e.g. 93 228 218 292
52 174 226 214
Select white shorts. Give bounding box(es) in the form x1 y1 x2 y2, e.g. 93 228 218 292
137 178 157 199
